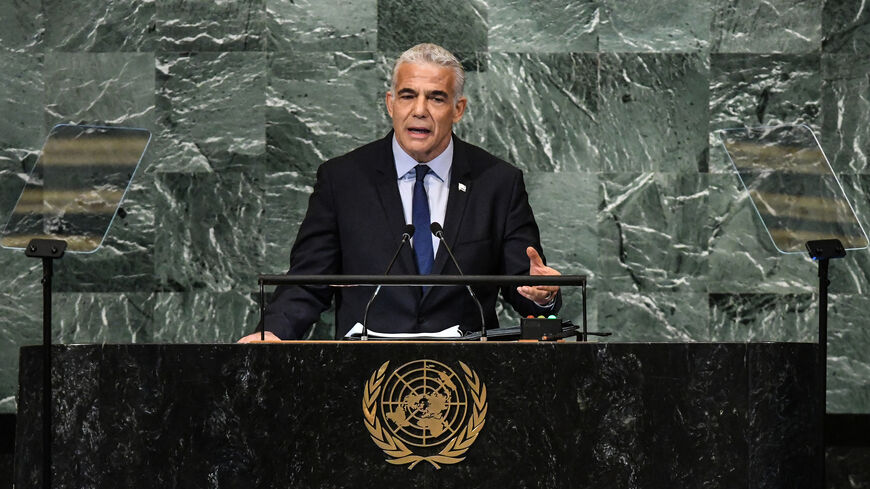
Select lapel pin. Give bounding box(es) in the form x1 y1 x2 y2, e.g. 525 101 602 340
458 183 467 192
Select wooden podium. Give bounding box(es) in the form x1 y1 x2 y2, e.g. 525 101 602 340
15 342 819 488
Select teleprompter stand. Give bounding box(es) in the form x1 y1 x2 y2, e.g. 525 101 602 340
25 238 67 489
0 124 151 489
719 125 870 489
806 238 847 485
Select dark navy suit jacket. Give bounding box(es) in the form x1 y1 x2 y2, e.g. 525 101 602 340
263 132 560 339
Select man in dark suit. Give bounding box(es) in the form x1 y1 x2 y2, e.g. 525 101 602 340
240 43 561 341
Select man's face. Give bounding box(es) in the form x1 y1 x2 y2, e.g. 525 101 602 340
386 62 467 163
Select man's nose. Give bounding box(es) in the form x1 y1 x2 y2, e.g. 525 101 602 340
412 96 427 117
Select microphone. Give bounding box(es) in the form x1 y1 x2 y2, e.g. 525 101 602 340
429 222 488 341
360 224 415 340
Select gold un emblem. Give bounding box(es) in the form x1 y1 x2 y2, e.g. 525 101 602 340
362 360 487 469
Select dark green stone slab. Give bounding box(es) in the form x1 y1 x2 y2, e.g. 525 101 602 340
599 0 711 52
0 54 44 151
44 52 156 130
599 53 709 172
43 0 157 51
711 0 821 53
265 0 376 51
526 171 599 275
597 291 709 341
488 0 597 52
153 172 265 293
263 170 314 272
828 294 870 413
0 0 43 52
823 0 870 54
266 51 383 172
54 292 154 343
822 54 870 174
156 0 265 51
153 52 265 173
708 293 817 342
597 172 711 292
705 173 818 293
525 171 598 327
377 0 487 53
151 291 258 343
477 53 599 172
827 174 870 294
709 53 821 173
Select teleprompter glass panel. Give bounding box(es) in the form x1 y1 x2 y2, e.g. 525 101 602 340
718 124 868 254
0 124 151 253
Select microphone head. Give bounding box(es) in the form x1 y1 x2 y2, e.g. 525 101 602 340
430 222 443 236
402 224 415 239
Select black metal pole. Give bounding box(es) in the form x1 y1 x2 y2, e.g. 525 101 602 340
818 257 829 489
42 257 52 489
259 281 265 341
581 282 588 342
804 239 846 489
25 239 67 489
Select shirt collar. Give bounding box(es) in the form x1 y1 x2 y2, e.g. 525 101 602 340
392 134 453 182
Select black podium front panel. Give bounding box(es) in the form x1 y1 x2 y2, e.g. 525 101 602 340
15 343 818 488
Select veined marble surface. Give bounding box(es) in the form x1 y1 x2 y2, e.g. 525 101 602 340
15 343 820 488
0 0 869 417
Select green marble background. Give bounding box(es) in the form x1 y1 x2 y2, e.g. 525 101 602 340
0 0 868 416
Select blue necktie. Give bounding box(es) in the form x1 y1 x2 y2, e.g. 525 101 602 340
413 164 434 275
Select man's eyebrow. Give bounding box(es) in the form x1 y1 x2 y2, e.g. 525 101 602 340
397 88 417 95
426 90 449 98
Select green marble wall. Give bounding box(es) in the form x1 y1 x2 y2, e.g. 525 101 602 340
1 0 869 415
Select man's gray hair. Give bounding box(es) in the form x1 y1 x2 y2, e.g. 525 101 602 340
390 43 466 102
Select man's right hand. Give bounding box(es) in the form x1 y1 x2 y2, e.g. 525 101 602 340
237 331 281 343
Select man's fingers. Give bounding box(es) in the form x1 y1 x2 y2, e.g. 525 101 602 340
517 286 535 302
517 285 558 305
526 246 545 268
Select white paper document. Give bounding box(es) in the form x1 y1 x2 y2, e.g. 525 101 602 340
344 323 462 339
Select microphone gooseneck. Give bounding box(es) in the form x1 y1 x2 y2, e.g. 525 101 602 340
361 224 415 340
429 222 488 341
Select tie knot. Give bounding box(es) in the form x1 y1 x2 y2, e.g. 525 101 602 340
414 164 430 183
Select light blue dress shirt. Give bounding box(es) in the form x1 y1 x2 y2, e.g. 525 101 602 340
393 135 453 256
392 134 555 309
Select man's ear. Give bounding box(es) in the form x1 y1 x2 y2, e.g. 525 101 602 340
452 96 467 123
385 91 394 118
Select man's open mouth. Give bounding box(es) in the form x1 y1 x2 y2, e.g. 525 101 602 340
408 128 431 135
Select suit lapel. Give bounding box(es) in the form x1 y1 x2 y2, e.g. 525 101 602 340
372 132 417 276
430 135 472 277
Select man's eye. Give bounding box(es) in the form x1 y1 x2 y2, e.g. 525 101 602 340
431 97 445 103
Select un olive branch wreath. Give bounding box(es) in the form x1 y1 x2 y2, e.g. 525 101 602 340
362 361 487 469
